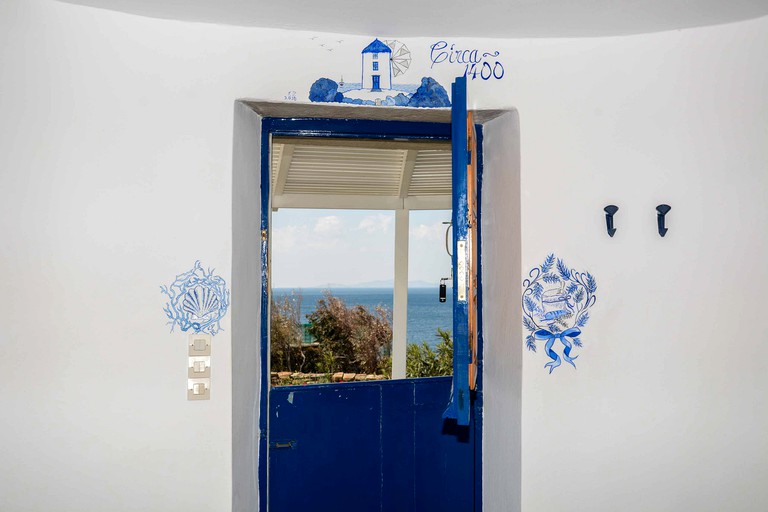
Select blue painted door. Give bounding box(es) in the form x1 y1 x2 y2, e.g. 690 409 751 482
443 75 477 427
372 75 380 90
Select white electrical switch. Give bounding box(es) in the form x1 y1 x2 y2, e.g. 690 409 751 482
188 356 211 378
188 335 211 399
188 333 211 356
188 378 211 400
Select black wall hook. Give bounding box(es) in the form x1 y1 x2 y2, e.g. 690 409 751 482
656 204 671 237
604 205 619 237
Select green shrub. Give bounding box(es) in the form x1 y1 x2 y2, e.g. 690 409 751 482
306 291 392 375
406 328 453 378
270 292 304 372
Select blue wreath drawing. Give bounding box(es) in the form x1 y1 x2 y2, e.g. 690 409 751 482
160 261 230 336
522 254 598 374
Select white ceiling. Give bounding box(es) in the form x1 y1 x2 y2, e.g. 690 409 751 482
56 0 768 37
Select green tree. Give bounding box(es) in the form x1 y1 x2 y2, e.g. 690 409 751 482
306 291 392 374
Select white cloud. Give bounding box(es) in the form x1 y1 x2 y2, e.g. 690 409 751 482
272 224 309 251
358 213 393 234
313 215 341 235
306 235 344 251
410 222 447 241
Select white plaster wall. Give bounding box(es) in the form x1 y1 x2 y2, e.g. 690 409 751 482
231 103 263 512
508 19 768 512
0 2 311 511
481 111 522 512
1 0 767 509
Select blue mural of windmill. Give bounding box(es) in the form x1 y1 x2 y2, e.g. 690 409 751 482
308 38 449 108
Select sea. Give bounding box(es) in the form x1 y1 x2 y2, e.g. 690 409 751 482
272 287 453 347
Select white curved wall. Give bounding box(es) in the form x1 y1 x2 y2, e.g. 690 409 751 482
0 0 766 510
512 17 768 512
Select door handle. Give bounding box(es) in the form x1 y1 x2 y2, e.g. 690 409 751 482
271 441 296 449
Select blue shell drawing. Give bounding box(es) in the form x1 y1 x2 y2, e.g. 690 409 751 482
522 254 598 374
182 285 221 321
161 261 229 336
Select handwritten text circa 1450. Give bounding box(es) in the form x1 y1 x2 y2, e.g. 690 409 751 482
429 41 504 80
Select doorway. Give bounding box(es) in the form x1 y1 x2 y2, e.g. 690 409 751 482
230 76 515 512
265 118 480 511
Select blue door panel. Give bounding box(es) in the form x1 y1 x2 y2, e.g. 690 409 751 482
269 378 474 512
445 75 471 426
414 379 474 512
381 380 417 512
269 385 382 510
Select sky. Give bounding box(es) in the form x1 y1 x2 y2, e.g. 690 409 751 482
271 208 452 288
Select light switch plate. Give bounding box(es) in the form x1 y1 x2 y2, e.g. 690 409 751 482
188 333 211 356
188 356 211 378
187 378 210 400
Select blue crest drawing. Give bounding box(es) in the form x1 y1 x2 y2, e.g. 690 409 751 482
160 261 230 336
308 38 450 108
522 254 598 374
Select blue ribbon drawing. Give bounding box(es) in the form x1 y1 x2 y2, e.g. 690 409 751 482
522 253 597 374
534 327 581 373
